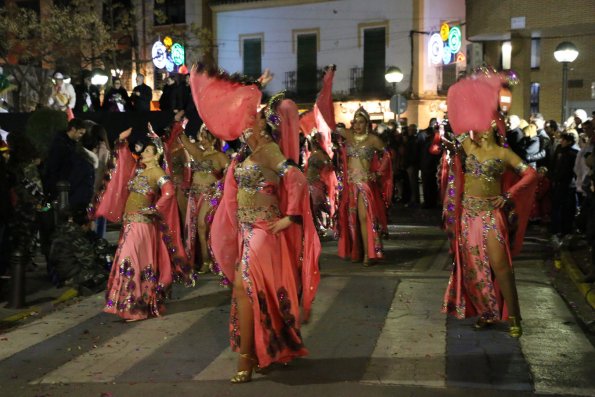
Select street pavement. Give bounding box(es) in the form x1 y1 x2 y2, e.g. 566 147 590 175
0 209 594 397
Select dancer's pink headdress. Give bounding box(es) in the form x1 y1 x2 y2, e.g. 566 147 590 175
189 64 263 141
447 68 516 139
264 91 300 163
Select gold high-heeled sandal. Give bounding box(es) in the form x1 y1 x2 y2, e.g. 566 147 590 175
230 353 257 384
508 316 523 338
198 261 212 275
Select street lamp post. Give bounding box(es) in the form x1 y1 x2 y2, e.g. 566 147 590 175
385 66 404 123
554 41 579 123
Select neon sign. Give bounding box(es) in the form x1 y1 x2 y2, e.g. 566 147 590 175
152 38 186 72
429 23 464 65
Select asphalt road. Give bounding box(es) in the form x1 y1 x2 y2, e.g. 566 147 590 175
1 208 594 397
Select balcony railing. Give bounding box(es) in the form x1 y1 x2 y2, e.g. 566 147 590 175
283 69 326 101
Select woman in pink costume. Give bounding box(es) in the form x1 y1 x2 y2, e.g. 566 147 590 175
189 66 320 383
306 132 338 234
179 124 228 274
441 70 538 337
337 107 393 266
92 127 194 321
163 121 191 222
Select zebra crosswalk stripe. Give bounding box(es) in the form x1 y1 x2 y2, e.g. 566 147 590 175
32 280 226 384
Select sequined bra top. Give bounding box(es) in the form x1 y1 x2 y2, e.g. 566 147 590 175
234 161 281 223
234 162 277 196
464 154 505 182
346 144 376 162
128 174 155 197
190 158 216 174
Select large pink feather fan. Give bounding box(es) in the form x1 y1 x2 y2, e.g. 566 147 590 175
447 72 505 136
189 67 263 141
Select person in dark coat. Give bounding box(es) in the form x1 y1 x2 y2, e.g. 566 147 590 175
173 74 203 139
131 74 153 111
102 78 130 112
159 75 178 114
42 118 87 201
550 131 579 242
506 115 524 158
74 72 101 113
519 124 548 169
418 118 441 208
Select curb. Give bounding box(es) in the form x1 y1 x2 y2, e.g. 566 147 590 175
0 288 79 324
560 249 595 311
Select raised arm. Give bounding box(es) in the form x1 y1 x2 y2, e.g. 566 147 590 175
178 133 202 159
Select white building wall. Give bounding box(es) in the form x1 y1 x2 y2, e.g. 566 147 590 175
213 0 413 97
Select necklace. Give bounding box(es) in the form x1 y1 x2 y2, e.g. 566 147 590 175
143 163 159 171
353 132 368 143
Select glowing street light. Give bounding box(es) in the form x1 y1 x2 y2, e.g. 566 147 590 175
385 66 405 122
554 41 579 122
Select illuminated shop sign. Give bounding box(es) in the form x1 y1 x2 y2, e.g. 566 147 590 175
428 23 465 65
152 36 186 72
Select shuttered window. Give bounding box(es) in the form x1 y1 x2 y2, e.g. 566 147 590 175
363 27 386 96
297 33 317 98
243 38 262 79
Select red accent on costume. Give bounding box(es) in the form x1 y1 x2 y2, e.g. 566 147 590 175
164 121 192 190
94 140 136 223
441 69 538 320
447 72 505 137
278 99 301 163
299 110 316 136
210 160 320 367
94 141 194 321
316 67 336 131
337 147 393 260
189 70 262 141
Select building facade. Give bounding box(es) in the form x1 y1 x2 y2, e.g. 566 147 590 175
466 0 595 122
210 0 466 127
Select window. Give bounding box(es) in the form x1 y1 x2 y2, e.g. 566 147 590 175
440 63 457 94
154 0 185 26
363 27 386 96
530 82 540 114
501 41 512 70
531 38 540 69
297 33 317 98
243 38 262 79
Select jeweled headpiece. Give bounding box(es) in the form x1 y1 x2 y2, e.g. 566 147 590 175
353 106 371 124
264 91 285 129
147 130 164 156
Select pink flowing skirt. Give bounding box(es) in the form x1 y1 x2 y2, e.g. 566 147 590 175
230 220 307 368
443 196 511 320
184 186 219 266
104 220 172 321
338 181 384 261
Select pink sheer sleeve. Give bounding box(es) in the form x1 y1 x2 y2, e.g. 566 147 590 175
278 99 301 163
372 149 394 207
502 165 538 256
279 166 321 321
209 160 240 286
315 66 336 130
92 139 136 222
155 177 195 285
